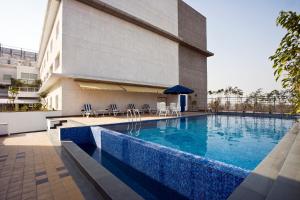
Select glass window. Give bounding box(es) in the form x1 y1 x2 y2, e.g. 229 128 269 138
50 40 53 53
29 74 38 80
49 97 52 109
21 73 29 79
55 95 59 110
55 53 60 70
56 21 59 39
3 74 12 81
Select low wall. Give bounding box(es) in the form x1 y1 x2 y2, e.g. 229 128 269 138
0 111 62 134
60 126 249 200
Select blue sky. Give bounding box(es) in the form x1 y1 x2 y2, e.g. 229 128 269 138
185 0 300 93
0 0 299 93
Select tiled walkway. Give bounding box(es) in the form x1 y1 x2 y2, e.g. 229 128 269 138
0 132 84 200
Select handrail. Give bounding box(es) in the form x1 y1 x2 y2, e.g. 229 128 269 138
127 109 141 122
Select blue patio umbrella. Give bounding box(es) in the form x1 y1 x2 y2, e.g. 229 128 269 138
163 85 194 94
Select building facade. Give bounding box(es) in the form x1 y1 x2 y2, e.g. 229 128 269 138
0 44 40 110
38 0 213 116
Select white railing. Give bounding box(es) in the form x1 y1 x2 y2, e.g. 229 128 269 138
8 86 39 93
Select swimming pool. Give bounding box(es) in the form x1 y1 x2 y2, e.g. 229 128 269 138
102 115 294 170
60 114 295 200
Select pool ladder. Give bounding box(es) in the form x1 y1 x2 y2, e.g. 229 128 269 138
127 109 141 122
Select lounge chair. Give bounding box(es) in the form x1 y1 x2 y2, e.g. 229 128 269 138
158 102 168 117
127 104 141 115
82 104 95 117
109 104 121 116
141 104 152 114
127 104 136 111
170 103 181 117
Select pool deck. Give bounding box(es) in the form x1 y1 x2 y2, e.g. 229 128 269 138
228 122 300 200
54 112 205 127
0 132 86 200
0 113 203 200
0 113 299 200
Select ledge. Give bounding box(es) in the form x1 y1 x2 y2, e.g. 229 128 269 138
75 0 213 57
228 122 300 200
62 141 142 200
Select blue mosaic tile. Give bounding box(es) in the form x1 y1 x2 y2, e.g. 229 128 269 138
61 125 250 200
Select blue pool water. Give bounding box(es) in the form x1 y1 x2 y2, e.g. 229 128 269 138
102 115 294 170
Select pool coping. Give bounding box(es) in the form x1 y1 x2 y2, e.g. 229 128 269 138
61 140 143 200
228 121 300 200
60 113 297 199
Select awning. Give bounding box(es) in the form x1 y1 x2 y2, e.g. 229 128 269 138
77 81 165 94
121 85 164 94
77 81 125 91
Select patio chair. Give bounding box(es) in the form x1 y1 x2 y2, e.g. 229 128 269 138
127 104 141 115
81 104 95 117
108 104 121 116
170 103 181 117
141 104 152 114
127 104 136 111
158 102 168 117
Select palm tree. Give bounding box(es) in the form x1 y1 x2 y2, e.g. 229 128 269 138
224 87 233 111
248 88 264 113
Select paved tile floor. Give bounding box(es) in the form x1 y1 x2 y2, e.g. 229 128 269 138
0 132 84 200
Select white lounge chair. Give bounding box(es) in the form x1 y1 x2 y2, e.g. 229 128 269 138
158 102 168 117
82 104 95 117
141 104 152 114
109 104 121 116
170 103 181 117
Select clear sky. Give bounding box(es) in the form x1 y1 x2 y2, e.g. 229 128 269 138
184 0 300 93
0 0 299 94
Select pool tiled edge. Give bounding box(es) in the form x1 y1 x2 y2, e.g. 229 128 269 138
228 122 300 200
61 125 249 200
61 140 142 200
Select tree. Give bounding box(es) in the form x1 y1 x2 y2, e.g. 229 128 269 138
39 92 48 110
8 87 19 111
270 11 300 113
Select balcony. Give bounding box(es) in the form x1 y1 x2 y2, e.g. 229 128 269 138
9 87 39 98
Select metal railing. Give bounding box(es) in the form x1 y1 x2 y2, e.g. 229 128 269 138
207 97 293 114
8 86 39 93
0 44 38 61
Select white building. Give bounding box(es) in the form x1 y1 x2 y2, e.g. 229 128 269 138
0 44 40 109
38 0 213 116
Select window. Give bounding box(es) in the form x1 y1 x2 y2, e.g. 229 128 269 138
30 74 38 80
55 53 60 70
50 64 54 73
56 21 59 39
55 95 59 110
21 73 38 80
49 97 52 109
21 73 29 79
3 74 12 81
50 40 53 53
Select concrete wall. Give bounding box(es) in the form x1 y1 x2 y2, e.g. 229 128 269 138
46 81 63 110
0 66 16 85
100 0 178 36
16 66 39 80
179 45 207 110
177 1 208 110
178 0 207 50
49 78 165 116
40 2 62 82
0 111 62 134
62 0 179 87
